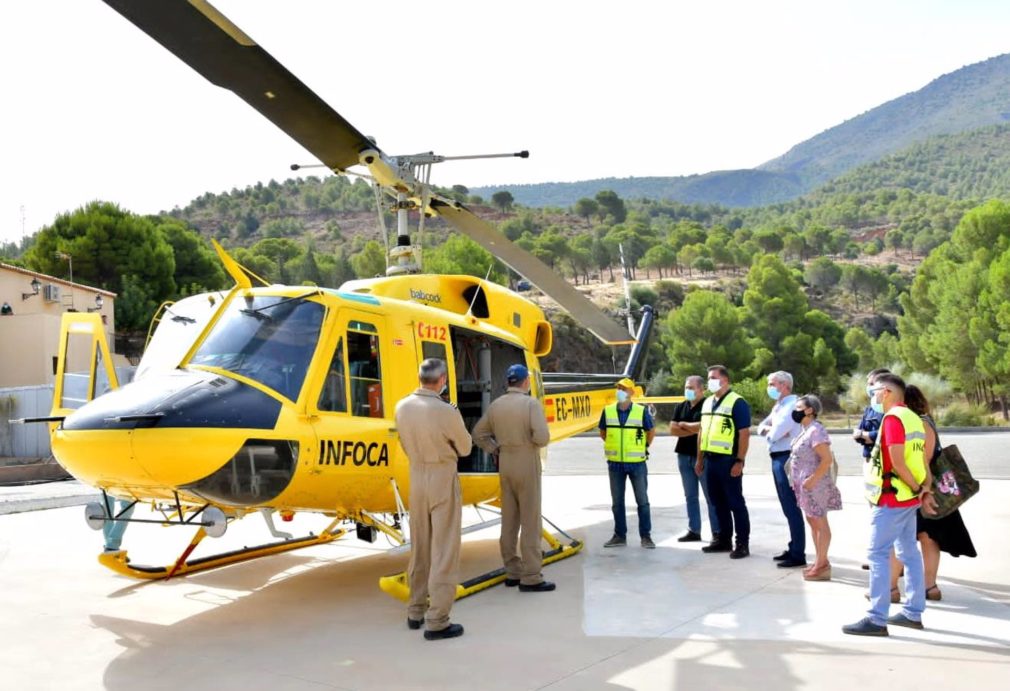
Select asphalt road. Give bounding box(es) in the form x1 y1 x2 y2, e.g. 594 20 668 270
545 430 1010 479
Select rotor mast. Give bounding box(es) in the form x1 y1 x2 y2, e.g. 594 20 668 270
359 148 529 276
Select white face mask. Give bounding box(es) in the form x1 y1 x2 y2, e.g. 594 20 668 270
707 378 721 393
616 390 629 403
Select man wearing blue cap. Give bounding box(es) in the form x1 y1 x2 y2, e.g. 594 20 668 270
473 363 554 592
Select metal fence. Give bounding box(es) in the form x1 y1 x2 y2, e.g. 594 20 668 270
0 385 53 459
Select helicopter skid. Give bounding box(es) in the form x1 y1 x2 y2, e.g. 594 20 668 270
98 520 349 580
378 527 583 602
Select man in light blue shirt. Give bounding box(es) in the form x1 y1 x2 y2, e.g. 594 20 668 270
757 370 805 567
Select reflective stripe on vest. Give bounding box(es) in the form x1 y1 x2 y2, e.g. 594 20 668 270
699 391 741 455
603 403 648 462
863 405 928 504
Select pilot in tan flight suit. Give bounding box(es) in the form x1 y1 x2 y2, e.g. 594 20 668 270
395 358 473 640
472 364 555 592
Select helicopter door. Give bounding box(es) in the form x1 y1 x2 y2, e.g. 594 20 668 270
51 313 119 417
312 315 386 418
449 327 525 474
413 325 494 473
309 313 392 487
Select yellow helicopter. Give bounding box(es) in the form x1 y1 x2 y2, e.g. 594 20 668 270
33 0 666 600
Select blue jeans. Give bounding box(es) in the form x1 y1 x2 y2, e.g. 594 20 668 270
771 451 805 560
678 453 719 536
703 453 749 544
608 461 651 538
103 499 135 551
867 505 925 625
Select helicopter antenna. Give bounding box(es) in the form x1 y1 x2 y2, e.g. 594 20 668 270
415 165 432 272
371 182 391 271
619 243 636 337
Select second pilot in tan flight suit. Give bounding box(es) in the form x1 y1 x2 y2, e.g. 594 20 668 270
473 364 555 592
395 358 473 640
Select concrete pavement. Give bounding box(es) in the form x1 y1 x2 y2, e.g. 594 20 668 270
0 478 98 515
1 464 1008 690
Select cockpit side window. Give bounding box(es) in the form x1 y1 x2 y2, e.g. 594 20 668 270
347 322 382 417
318 337 347 413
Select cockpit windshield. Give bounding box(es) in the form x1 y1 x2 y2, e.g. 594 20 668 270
190 295 325 401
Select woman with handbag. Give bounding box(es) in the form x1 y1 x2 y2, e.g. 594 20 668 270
889 385 977 601
788 394 842 581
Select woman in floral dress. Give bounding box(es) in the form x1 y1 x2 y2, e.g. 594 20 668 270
788 394 842 581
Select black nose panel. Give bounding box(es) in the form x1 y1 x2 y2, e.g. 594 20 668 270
62 369 281 430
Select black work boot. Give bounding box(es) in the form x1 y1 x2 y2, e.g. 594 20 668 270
729 542 750 559
702 539 732 553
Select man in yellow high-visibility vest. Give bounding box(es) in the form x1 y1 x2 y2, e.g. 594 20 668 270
599 378 656 548
696 365 752 559
843 372 931 636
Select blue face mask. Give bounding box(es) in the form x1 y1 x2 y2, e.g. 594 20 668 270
684 388 697 402
616 390 629 403
871 400 884 414
767 386 781 401
866 385 874 399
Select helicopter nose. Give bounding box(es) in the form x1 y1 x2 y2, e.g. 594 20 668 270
53 369 284 491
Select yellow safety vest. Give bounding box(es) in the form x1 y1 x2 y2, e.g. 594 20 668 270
699 391 742 456
603 403 648 463
864 405 927 504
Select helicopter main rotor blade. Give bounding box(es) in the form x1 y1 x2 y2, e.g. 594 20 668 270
430 200 635 345
103 0 374 172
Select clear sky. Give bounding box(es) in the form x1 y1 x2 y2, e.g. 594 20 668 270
3 0 1009 245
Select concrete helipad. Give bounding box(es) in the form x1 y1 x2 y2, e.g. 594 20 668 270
1 464 1008 689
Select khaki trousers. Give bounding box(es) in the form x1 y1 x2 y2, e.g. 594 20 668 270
499 447 544 585
407 463 461 631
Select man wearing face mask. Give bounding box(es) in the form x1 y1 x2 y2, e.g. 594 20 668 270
600 378 656 548
844 373 931 636
757 371 805 568
472 364 554 592
696 365 752 558
669 375 718 543
853 368 890 461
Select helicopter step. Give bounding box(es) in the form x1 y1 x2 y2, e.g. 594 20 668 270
377 523 584 602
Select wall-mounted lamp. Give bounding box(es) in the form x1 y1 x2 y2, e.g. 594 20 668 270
22 277 41 300
86 294 104 313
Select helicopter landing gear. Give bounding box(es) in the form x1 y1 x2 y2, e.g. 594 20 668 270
377 515 583 602
95 514 349 580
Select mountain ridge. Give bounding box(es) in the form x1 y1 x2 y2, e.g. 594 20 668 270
472 52 1010 209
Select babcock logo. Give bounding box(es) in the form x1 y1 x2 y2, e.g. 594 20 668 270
410 289 441 303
